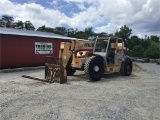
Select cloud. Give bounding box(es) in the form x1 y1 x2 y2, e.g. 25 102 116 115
94 23 120 34
0 0 159 36
0 0 67 28
64 0 160 35
46 0 59 5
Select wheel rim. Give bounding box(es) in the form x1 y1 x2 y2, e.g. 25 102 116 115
94 65 99 72
92 63 102 79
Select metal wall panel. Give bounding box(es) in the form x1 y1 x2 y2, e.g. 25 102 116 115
0 34 65 69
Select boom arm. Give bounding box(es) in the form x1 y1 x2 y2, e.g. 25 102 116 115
59 40 95 68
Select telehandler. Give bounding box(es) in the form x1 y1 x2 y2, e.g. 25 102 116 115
45 37 132 83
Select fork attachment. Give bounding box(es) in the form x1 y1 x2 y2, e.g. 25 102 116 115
45 57 67 84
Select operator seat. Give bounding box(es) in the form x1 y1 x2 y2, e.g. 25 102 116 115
107 48 115 64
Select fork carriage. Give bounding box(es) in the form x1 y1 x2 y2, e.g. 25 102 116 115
45 56 67 84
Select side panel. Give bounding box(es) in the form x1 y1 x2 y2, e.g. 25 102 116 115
0 34 65 69
104 66 120 73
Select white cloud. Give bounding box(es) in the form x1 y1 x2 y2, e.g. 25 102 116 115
65 0 160 36
63 0 93 4
47 0 59 5
94 23 119 34
0 0 67 28
0 0 159 36
137 34 143 38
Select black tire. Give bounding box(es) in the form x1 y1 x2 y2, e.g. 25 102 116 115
120 58 132 76
120 62 125 75
66 66 76 76
65 53 76 76
84 56 104 81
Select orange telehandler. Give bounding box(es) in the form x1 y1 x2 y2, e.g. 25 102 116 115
45 37 132 83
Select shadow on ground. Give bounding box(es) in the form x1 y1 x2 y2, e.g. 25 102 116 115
67 71 137 84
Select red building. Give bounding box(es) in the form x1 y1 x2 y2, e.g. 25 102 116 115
0 28 75 69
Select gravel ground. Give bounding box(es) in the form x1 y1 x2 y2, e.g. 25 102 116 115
0 63 160 120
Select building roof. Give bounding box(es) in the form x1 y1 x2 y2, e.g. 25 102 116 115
0 27 77 40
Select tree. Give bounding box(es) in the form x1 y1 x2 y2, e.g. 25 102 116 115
85 26 94 39
126 36 142 50
67 28 78 37
53 27 67 35
115 25 132 44
131 45 145 58
74 31 88 39
146 41 159 59
95 32 108 37
12 20 24 29
141 38 150 51
37 25 54 33
0 19 4 27
0 15 14 28
37 25 46 32
150 35 159 43
0 15 36 30
24 21 35 30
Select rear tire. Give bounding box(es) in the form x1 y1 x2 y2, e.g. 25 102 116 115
84 56 104 81
120 58 132 76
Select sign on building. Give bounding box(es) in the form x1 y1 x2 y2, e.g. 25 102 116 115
35 42 53 54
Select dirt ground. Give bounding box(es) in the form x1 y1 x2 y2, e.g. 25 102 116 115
0 63 160 120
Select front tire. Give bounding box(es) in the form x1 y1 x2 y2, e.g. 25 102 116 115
65 53 76 76
66 66 76 76
84 56 104 81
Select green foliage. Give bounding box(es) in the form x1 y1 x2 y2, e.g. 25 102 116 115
141 38 150 50
126 35 160 59
24 21 35 30
131 45 145 58
0 15 14 27
37 26 94 39
146 41 159 59
150 35 159 43
12 20 24 29
37 25 54 32
115 25 132 44
84 26 94 39
95 32 108 37
126 36 142 50
74 31 88 39
94 32 114 38
0 15 35 30
53 27 67 35
67 28 78 37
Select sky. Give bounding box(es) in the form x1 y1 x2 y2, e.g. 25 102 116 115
0 0 160 38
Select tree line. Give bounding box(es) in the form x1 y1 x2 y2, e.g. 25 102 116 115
0 15 35 30
0 15 159 59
